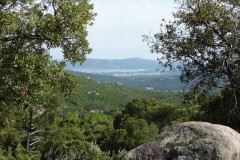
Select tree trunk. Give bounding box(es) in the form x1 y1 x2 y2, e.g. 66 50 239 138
26 107 33 155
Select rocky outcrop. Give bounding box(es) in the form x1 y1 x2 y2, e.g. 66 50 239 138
121 121 240 160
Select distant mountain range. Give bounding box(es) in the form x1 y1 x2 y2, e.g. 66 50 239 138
65 58 163 70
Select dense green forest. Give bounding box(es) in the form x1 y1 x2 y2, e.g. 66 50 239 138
57 74 185 115
0 71 216 159
0 0 239 159
0 93 198 159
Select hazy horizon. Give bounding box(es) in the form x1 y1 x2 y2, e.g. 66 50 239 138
51 0 175 61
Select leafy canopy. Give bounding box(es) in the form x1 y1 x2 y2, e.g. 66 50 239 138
0 3 96 158
0 0 96 63
0 0 96 123
144 0 240 93
144 0 240 127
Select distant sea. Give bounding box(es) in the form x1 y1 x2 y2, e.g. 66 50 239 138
70 69 150 74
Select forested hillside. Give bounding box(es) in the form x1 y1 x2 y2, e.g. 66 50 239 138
0 0 239 159
58 75 185 117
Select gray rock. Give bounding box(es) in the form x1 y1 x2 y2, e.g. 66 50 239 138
121 121 240 160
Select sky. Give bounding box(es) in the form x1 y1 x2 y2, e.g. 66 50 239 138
51 0 175 60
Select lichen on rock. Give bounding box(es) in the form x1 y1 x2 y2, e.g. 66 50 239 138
121 121 240 160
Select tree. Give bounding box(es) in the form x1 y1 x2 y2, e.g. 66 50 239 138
0 0 96 156
196 89 240 131
117 98 178 131
104 117 158 152
38 125 111 160
144 0 240 121
0 0 95 63
108 98 189 152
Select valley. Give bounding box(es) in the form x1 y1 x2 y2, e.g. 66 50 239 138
65 58 185 92
58 74 185 117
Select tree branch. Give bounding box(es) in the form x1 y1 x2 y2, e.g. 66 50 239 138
19 40 40 52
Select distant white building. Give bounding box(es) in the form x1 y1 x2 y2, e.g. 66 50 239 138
145 87 153 91
90 110 104 114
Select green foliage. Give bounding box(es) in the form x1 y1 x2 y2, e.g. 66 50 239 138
123 98 159 118
81 113 114 146
102 118 158 152
118 117 158 150
0 0 95 155
103 98 195 153
0 54 76 128
57 75 185 116
38 125 85 159
195 89 240 131
116 98 179 131
123 75 184 91
0 97 194 159
0 0 96 126
83 113 109 126
0 0 96 63
0 128 25 151
1 0 215 156
145 0 240 127
37 114 124 160
0 128 28 160
173 105 200 124
145 0 240 91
